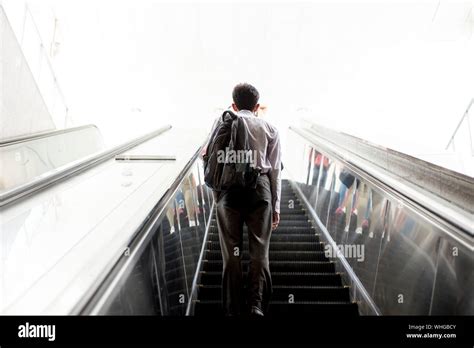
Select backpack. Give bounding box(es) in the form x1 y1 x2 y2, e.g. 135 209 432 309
203 110 260 191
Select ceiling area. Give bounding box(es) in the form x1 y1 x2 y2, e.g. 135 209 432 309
3 0 474 156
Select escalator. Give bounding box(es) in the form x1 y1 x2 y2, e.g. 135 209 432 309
194 179 358 316
4 121 470 316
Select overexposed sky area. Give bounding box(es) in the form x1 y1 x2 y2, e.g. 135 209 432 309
3 0 474 172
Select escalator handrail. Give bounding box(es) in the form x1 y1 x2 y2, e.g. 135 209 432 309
0 125 172 208
289 126 473 250
302 119 474 214
0 124 99 147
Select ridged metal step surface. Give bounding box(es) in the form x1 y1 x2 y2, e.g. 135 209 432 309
194 301 359 316
204 250 330 262
197 285 350 302
207 233 320 243
206 241 325 252
200 272 343 286
195 180 357 316
202 260 335 273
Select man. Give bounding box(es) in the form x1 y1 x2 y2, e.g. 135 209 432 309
212 83 282 316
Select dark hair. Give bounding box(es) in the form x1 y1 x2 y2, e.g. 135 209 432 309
232 83 259 111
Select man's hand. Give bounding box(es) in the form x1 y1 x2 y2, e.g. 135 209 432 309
272 212 280 231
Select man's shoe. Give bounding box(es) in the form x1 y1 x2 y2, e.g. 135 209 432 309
250 306 264 317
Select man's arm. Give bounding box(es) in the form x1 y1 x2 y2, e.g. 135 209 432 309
267 128 282 229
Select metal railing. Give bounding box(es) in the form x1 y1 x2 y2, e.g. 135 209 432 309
304 121 474 215
0 124 97 147
0 125 172 208
290 125 473 247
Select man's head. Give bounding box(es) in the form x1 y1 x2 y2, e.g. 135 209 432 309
232 83 260 113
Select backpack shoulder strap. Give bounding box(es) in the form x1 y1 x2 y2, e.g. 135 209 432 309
221 109 238 122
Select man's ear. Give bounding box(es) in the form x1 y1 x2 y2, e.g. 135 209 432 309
253 103 260 113
232 103 239 112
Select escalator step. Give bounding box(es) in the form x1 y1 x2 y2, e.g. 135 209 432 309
210 219 311 227
199 272 342 286
276 215 309 221
206 241 325 252
208 226 314 234
279 209 305 214
281 199 299 203
274 220 312 226
194 301 358 316
201 260 335 273
197 285 350 302
274 227 314 233
204 250 330 262
279 210 306 216
207 233 319 243
210 218 312 230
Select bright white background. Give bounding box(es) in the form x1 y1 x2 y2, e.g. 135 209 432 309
3 0 474 172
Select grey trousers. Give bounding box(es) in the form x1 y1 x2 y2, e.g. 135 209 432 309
214 174 273 315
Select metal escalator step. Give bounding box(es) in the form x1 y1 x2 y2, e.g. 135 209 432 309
208 226 314 234
280 197 298 202
274 220 311 226
279 209 305 215
194 301 358 316
204 250 330 262
269 233 320 242
206 241 325 252
197 285 350 302
199 271 342 286
210 219 310 227
274 226 314 233
201 260 335 273
207 233 319 243
279 210 306 216
276 214 309 221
